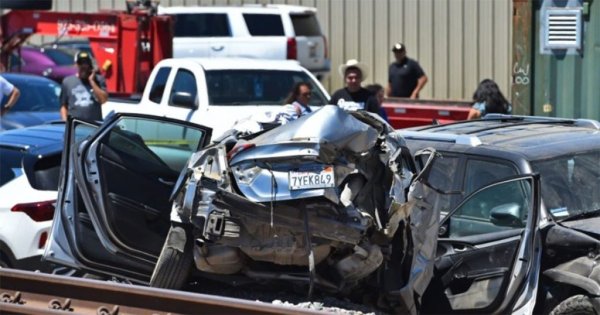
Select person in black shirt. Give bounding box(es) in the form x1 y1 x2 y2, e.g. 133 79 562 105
330 59 378 113
60 51 108 121
386 43 428 99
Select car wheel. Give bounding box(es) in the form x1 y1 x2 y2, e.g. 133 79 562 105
149 225 193 290
549 295 597 315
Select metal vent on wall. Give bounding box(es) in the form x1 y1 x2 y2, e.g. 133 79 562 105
543 8 582 50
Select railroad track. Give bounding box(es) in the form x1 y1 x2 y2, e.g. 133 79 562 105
0 268 324 314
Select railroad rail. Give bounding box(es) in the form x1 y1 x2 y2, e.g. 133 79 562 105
0 268 323 314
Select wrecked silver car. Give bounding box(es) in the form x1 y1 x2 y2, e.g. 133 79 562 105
150 105 438 312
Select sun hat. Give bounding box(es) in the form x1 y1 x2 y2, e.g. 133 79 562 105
338 59 368 81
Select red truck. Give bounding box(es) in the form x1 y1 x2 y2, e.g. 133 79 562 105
0 1 172 96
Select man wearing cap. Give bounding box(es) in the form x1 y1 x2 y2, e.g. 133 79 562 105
387 43 428 99
330 59 379 114
60 51 108 121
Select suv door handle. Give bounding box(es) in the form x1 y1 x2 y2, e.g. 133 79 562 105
211 46 224 51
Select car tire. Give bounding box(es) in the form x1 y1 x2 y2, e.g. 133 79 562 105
549 295 597 315
149 225 193 290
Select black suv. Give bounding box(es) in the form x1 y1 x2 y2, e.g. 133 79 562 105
399 115 600 315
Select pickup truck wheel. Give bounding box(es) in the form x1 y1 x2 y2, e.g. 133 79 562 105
149 225 193 290
549 295 596 315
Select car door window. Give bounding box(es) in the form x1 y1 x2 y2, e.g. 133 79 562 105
111 117 205 172
172 13 231 37
416 153 462 216
464 159 517 195
448 178 529 238
148 67 170 104
168 69 197 109
243 14 284 36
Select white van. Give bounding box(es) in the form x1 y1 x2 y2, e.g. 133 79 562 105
158 4 331 79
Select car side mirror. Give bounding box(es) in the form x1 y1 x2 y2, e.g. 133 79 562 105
490 202 522 227
170 92 196 109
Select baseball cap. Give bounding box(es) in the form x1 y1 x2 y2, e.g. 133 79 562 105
391 43 406 52
75 51 93 65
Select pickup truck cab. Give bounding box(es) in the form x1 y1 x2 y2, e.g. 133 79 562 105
102 58 330 139
158 4 330 79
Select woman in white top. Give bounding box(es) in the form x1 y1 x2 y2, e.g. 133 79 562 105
283 82 313 118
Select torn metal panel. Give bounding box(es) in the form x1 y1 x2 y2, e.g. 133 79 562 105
240 105 379 161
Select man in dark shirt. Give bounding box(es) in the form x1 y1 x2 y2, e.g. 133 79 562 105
60 51 108 121
330 59 379 114
386 43 428 99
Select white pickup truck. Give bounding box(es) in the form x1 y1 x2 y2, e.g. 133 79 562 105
102 58 330 138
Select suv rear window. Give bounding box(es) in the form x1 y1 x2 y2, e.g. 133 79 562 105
291 14 322 36
172 14 231 37
243 14 284 36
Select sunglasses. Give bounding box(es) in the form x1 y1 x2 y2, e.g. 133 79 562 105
301 92 312 97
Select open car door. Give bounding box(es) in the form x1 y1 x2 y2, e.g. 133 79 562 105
44 113 212 283
421 174 542 314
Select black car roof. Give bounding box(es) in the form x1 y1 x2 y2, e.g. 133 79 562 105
0 122 65 156
400 115 600 161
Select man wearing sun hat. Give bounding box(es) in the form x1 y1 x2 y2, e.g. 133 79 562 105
329 59 379 114
386 43 428 99
60 51 108 121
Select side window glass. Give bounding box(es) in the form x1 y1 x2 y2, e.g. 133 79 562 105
464 159 517 195
109 117 206 172
421 154 459 191
243 14 285 36
418 153 462 216
169 69 197 109
172 13 231 37
448 178 530 238
148 67 171 104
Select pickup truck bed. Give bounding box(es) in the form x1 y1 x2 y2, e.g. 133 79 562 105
383 98 472 129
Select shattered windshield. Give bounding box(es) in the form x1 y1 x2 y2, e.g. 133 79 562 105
531 150 600 221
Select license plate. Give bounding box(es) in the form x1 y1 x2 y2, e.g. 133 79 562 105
289 166 335 190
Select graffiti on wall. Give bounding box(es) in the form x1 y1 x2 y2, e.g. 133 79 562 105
513 62 530 85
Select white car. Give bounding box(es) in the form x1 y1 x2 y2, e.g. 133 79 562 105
0 123 72 271
158 4 331 79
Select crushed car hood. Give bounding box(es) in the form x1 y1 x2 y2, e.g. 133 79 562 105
248 105 379 153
